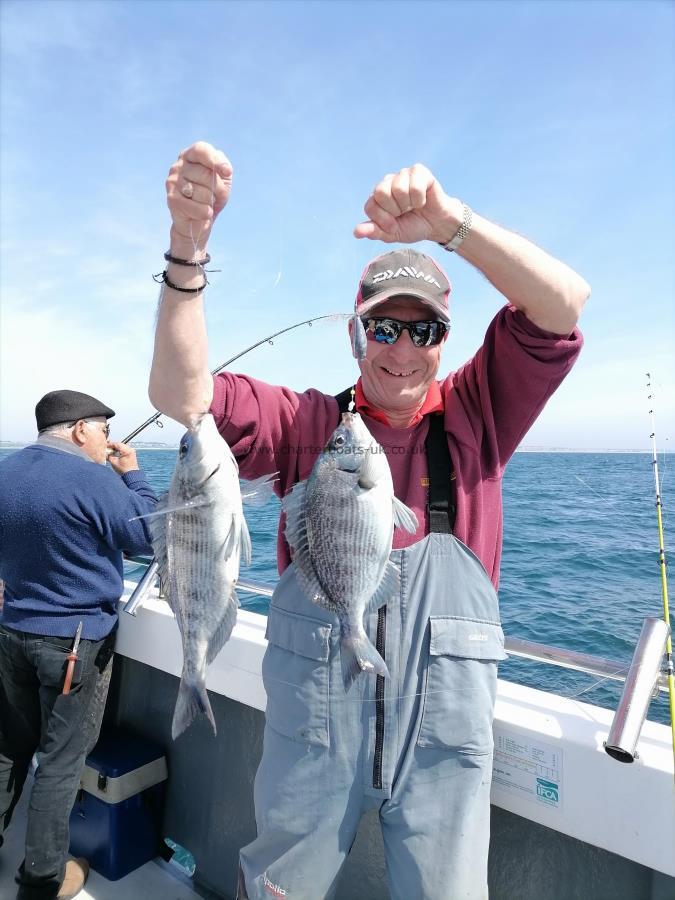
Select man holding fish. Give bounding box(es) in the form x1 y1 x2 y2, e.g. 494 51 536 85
149 142 589 899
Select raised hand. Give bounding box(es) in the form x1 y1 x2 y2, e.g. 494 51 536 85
166 141 233 255
106 442 140 475
354 164 461 245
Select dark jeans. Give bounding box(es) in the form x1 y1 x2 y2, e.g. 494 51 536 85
0 624 115 900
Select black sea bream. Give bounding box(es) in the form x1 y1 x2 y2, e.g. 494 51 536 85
283 411 417 690
151 413 274 738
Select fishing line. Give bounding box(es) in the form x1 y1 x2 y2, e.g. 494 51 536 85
560 667 631 702
139 588 638 707
158 646 639 708
572 473 624 505
571 466 671 555
271 194 283 289
121 314 350 444
645 373 675 778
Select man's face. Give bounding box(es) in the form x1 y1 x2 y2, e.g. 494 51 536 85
355 297 446 420
78 417 110 464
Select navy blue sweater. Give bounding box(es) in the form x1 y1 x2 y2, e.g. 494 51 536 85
0 441 158 639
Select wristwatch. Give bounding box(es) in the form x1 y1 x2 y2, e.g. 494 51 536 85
439 202 473 252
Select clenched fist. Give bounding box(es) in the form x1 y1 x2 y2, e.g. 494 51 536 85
166 141 233 256
354 164 462 246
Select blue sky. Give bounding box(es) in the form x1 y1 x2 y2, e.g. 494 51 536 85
1 0 673 449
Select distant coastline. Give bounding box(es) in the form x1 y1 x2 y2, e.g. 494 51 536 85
515 447 669 454
0 441 670 454
0 441 179 450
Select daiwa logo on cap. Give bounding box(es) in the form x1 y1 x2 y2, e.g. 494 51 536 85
372 266 442 289
356 248 451 323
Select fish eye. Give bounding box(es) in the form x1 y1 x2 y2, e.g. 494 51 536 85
334 434 345 447
179 439 189 457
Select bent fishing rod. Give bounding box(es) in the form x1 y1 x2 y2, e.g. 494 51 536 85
121 314 347 444
122 312 347 617
646 372 675 780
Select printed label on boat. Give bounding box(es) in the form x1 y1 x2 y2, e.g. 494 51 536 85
491 728 562 810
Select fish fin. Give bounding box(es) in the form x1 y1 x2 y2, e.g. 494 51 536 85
172 678 216 740
311 592 341 614
222 518 239 558
356 447 380 491
148 497 170 596
292 550 331 609
206 587 239 665
282 480 332 607
241 472 278 507
341 633 390 692
281 479 307 549
147 495 168 548
392 496 418 534
367 561 400 610
130 496 210 522
147 498 185 618
239 517 252 567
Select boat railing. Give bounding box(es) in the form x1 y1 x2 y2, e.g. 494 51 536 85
123 556 670 695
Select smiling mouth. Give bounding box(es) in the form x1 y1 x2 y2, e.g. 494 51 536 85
382 366 416 377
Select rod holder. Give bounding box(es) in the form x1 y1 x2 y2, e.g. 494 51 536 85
124 559 159 616
604 617 670 763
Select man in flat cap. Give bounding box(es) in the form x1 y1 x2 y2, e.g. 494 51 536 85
0 390 158 900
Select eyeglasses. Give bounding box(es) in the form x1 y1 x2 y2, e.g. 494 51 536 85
83 420 110 438
362 317 448 348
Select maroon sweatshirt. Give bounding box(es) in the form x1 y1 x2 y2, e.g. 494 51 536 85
210 305 582 588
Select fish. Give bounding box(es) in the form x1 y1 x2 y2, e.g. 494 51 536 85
149 413 275 739
350 313 368 360
282 411 418 690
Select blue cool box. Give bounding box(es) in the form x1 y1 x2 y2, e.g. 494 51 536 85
69 730 168 881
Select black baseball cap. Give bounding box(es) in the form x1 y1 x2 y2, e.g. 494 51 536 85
35 390 115 432
355 248 451 323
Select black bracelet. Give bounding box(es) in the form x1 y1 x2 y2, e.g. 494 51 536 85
163 251 211 267
153 270 208 293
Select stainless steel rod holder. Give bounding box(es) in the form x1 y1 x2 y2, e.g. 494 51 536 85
124 559 159 616
604 617 670 763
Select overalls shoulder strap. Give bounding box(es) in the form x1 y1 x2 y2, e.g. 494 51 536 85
334 388 455 534
425 413 456 534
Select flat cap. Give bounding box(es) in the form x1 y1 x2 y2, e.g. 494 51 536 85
35 390 116 432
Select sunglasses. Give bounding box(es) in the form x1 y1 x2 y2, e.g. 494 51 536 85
362 317 448 348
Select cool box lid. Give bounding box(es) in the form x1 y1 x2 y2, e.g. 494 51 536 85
79 729 168 805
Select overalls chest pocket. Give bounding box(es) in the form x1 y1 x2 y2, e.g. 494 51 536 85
262 606 333 749
417 616 508 755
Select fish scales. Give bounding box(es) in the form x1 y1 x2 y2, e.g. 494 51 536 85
307 470 385 607
149 413 275 739
283 412 418 690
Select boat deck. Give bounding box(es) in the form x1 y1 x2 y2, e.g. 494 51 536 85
0 775 207 900
2 591 673 900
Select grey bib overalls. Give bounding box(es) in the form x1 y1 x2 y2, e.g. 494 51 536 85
240 412 507 900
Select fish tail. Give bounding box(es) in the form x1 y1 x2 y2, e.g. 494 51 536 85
171 677 217 740
341 632 390 692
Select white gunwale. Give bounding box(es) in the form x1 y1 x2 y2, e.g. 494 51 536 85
116 580 675 879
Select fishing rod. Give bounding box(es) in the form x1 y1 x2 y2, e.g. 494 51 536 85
646 373 675 779
123 311 348 616
121 314 348 444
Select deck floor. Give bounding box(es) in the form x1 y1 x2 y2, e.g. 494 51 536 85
0 777 206 900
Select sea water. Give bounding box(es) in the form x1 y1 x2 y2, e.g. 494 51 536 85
1 448 671 725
